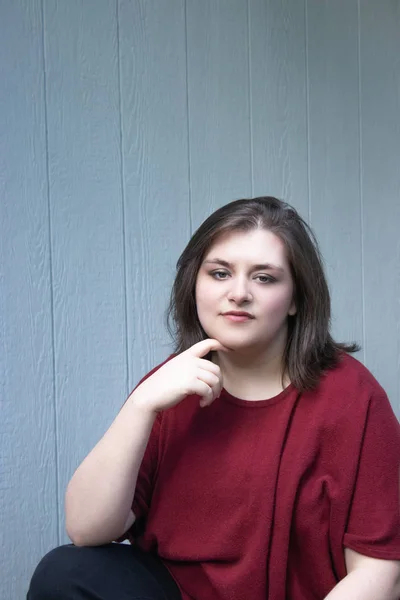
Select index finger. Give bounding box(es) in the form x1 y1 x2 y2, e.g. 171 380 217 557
185 338 230 358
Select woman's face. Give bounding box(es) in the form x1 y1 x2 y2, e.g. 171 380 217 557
195 228 296 355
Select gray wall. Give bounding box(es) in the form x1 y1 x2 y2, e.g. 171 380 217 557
1 1 399 598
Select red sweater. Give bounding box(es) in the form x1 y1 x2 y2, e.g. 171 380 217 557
125 354 400 600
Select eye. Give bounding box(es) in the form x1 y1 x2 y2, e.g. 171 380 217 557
255 274 275 283
211 270 230 280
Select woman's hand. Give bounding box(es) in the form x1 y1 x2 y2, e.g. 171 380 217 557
131 339 228 413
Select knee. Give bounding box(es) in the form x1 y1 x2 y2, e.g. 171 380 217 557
27 545 78 599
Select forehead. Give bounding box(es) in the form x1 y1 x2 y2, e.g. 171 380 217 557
204 228 289 266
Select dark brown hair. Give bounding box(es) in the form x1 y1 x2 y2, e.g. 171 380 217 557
167 196 359 391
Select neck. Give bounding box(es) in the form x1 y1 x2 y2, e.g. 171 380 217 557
212 344 289 401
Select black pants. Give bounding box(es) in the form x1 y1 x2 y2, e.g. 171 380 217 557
27 543 182 600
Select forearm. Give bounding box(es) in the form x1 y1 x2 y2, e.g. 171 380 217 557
324 566 400 600
65 394 156 546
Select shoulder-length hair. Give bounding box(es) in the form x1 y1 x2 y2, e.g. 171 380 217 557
167 196 359 391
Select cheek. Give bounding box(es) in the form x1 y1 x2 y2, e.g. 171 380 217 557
195 279 213 317
195 280 225 334
196 277 220 305
262 287 294 316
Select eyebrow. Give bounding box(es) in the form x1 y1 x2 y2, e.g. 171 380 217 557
203 258 285 273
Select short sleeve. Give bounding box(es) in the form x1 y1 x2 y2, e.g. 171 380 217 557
343 389 400 559
115 413 162 543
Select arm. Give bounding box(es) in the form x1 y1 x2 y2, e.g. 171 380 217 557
65 397 156 547
324 548 400 600
65 339 225 547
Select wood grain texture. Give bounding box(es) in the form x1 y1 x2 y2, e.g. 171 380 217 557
1 1 399 596
187 0 252 229
306 0 364 355
43 0 127 542
0 1 58 598
119 0 190 386
249 0 308 215
359 0 400 413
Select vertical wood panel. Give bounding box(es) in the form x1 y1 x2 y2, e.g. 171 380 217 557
119 0 190 384
359 0 400 413
306 0 363 351
249 0 308 216
1 2 399 596
187 0 252 228
0 1 58 597
44 0 127 542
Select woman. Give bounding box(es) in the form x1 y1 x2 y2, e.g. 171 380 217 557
28 197 400 599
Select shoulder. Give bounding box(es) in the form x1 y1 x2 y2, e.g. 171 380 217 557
301 354 399 468
302 353 396 431
318 352 388 406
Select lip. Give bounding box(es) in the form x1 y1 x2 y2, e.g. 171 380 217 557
222 311 254 321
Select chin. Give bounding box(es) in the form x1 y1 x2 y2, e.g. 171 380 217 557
201 322 265 350
208 332 257 351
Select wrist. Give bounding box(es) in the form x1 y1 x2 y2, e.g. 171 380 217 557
126 388 159 418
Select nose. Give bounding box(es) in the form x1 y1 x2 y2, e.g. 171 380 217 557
227 276 252 304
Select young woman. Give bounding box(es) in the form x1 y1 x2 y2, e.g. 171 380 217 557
28 197 400 600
